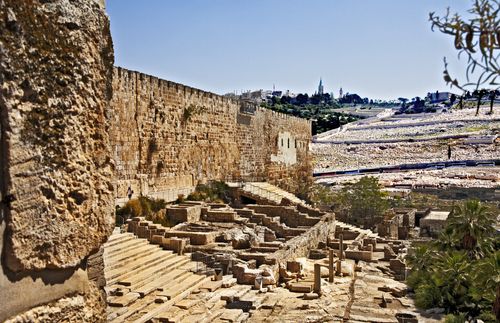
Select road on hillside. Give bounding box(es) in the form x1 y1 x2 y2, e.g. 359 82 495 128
313 159 500 178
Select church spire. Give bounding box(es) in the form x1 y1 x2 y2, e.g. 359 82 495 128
318 78 324 95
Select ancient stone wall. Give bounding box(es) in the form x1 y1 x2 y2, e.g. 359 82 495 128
0 0 114 321
273 214 336 268
110 68 312 203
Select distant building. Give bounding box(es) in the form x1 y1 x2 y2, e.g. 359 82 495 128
272 90 282 98
317 78 324 95
427 91 452 103
339 87 343 99
420 211 450 237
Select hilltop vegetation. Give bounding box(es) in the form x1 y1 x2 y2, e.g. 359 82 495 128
260 93 363 134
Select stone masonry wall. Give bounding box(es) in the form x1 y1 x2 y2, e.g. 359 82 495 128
0 0 114 321
111 67 312 203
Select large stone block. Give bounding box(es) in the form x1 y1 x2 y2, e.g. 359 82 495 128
0 0 115 271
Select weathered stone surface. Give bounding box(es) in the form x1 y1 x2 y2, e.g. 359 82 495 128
110 68 312 202
4 283 106 323
0 0 115 271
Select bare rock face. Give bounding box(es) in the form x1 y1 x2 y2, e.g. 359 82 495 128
0 0 115 271
5 283 106 323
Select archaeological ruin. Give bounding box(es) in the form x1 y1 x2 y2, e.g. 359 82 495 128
3 0 497 322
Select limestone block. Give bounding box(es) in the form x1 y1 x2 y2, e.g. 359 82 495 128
0 0 115 271
167 205 201 225
287 260 303 273
164 230 216 245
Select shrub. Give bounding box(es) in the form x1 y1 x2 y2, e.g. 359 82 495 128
415 281 442 309
116 196 168 226
176 194 185 204
186 181 230 203
444 313 466 323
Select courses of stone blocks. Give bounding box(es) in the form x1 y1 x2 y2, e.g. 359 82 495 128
110 68 312 203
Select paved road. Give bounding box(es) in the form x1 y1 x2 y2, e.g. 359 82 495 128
313 159 500 178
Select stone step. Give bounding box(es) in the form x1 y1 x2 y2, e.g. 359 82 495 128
105 284 130 297
104 232 135 248
219 284 252 302
106 306 128 321
165 271 193 287
104 237 153 261
221 276 237 288
174 298 200 310
107 292 140 307
126 259 191 294
199 279 223 292
215 309 245 322
202 306 226 323
225 289 262 312
105 244 162 271
134 269 185 297
118 255 190 288
158 274 206 300
109 294 157 323
157 309 186 323
104 236 150 257
132 276 212 323
260 294 281 309
106 250 176 285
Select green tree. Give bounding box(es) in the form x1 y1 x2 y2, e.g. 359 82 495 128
470 251 500 317
434 251 472 312
337 176 389 228
406 199 499 320
447 199 496 257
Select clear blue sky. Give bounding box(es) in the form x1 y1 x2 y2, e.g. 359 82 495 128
107 0 471 100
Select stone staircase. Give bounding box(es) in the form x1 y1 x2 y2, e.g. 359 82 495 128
103 230 210 322
103 229 277 322
335 220 380 239
240 182 306 206
239 182 380 240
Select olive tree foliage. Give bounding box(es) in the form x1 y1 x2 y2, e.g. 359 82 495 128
336 176 389 227
429 0 500 91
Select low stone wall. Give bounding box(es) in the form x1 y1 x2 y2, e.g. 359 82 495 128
247 205 321 228
204 210 237 222
164 230 217 245
345 249 373 262
166 205 201 225
334 230 359 240
272 214 336 271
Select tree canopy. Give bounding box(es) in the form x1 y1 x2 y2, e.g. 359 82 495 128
336 176 389 228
